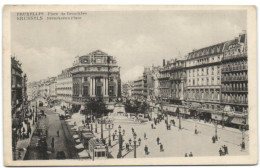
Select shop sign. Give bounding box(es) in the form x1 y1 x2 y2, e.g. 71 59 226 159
231 117 247 125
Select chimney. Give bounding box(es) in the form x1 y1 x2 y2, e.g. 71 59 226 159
163 59 165 66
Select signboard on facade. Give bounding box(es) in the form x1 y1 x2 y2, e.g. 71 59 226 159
211 114 228 121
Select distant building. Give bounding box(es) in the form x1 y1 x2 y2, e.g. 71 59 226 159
132 76 144 100
56 68 73 107
157 59 171 102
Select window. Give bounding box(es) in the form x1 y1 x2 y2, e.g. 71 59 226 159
206 68 209 75
212 105 214 109
83 86 88 95
97 67 101 71
84 77 88 81
109 86 114 95
217 66 220 74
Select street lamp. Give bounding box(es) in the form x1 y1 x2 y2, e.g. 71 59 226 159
133 132 137 158
101 114 104 140
176 107 181 130
214 116 218 140
32 105 35 125
240 122 246 150
105 122 114 146
117 125 122 158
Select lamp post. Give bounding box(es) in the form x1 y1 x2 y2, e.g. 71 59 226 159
32 105 35 125
35 100 38 123
241 121 246 150
117 125 122 158
176 107 181 130
105 122 114 146
101 114 104 140
214 116 218 140
133 132 137 158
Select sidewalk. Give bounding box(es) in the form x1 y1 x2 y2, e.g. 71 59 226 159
14 117 37 160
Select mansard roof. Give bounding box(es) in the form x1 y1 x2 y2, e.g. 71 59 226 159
187 42 225 60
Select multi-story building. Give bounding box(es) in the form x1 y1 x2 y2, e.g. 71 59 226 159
157 59 171 102
169 59 186 105
132 76 144 100
221 31 248 127
11 57 27 117
56 68 73 107
186 42 225 120
70 50 121 106
48 77 57 98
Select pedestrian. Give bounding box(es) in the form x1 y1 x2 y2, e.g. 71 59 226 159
138 138 141 146
129 138 132 146
219 148 223 156
57 130 59 137
212 136 215 143
189 152 193 157
123 129 125 135
144 132 147 140
132 128 134 133
112 133 115 141
160 144 164 152
195 128 198 135
157 137 160 145
151 124 153 129
185 153 188 157
241 142 245 150
225 145 229 154
51 141 54 153
52 137 54 143
144 145 149 155
28 126 31 136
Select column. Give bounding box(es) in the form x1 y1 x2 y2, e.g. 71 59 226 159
102 78 105 96
93 77 96 96
90 77 93 96
106 77 109 96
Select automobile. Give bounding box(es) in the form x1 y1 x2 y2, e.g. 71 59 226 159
39 102 43 107
56 151 66 159
40 110 45 116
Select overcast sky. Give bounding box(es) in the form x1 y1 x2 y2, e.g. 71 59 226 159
11 10 246 83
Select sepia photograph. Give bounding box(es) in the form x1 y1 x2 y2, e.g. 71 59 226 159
3 5 257 166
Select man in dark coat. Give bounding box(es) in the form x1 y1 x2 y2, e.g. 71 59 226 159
157 137 160 145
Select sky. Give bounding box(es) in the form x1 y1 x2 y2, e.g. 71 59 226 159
11 10 246 83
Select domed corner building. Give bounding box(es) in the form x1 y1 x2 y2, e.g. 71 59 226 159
70 49 122 111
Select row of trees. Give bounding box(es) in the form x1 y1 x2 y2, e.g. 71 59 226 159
124 99 149 114
80 98 150 120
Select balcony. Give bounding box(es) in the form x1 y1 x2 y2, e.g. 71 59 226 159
221 76 248 82
221 87 248 92
158 75 170 80
223 52 247 61
221 99 248 106
222 65 247 73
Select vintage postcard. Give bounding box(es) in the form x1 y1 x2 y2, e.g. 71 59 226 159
3 5 257 166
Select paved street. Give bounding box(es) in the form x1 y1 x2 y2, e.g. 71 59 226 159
94 115 248 159
25 105 76 160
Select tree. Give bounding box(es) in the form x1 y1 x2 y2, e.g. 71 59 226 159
84 99 108 119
